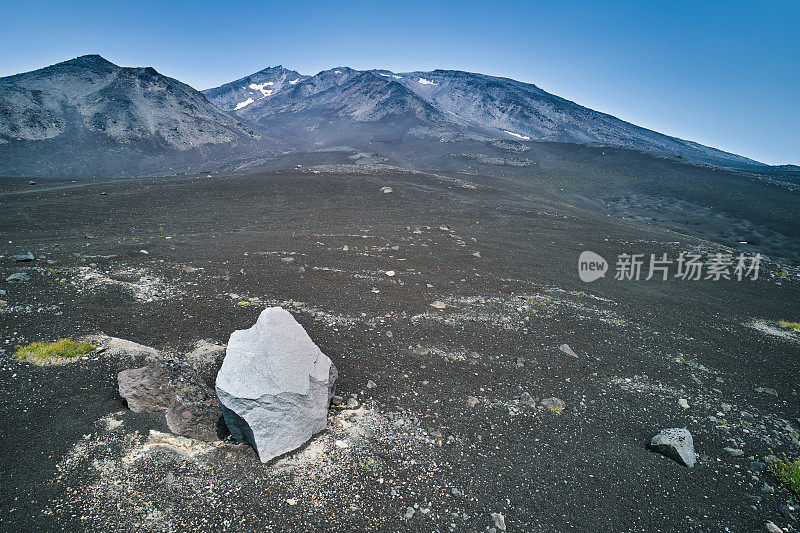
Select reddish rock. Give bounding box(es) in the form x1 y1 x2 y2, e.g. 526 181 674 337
118 360 221 441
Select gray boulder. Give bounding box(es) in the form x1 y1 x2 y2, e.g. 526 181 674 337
216 307 338 463
650 428 696 467
118 360 221 441
6 272 30 283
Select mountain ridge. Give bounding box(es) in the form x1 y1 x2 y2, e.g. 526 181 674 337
205 65 765 168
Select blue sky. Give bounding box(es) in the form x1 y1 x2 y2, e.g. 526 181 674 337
1 0 797 164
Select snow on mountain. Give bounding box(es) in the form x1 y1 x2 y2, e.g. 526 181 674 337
201 65 308 112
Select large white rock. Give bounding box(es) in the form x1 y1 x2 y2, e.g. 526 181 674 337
216 307 338 462
650 428 696 467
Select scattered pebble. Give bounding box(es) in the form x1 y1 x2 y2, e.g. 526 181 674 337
559 343 578 358
490 512 507 531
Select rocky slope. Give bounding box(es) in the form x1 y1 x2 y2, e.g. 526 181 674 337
0 55 257 150
205 65 763 168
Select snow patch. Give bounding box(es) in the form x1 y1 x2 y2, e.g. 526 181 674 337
503 130 531 140
417 78 438 85
249 83 274 98
334 70 342 74
234 98 254 110
289 78 301 84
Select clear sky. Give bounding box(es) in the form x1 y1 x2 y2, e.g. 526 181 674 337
1 0 797 164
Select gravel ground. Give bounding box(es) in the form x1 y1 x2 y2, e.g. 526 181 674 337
0 169 798 532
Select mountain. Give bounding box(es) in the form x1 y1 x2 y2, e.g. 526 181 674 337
0 57 773 177
202 65 308 112
0 55 271 177
205 66 764 168
0 55 258 150
393 69 760 167
205 68 473 148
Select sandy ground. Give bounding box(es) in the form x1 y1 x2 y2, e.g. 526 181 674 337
0 169 798 532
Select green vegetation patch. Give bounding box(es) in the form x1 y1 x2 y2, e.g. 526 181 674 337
14 338 96 365
777 320 800 333
767 454 800 501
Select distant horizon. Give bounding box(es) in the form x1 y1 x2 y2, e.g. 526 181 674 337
2 0 798 165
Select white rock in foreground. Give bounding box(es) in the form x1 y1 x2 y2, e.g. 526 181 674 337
216 307 338 462
650 428 696 467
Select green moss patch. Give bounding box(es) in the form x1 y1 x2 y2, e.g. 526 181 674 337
777 320 800 333
14 338 96 365
768 454 800 501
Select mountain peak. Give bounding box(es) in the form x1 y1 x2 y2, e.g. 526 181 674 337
61 54 118 69
255 65 285 74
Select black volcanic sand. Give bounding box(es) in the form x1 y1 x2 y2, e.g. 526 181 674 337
0 169 798 532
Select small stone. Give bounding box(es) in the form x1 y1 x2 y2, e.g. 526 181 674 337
559 344 578 358
755 387 779 398
514 357 525 368
472 251 481 258
490 512 507 532
140 249 149 255
11 251 35 262
721 403 732 413
765 521 782 533
342 245 349 251
520 392 536 407
6 273 30 283
724 447 744 457
649 428 696 467
430 301 447 309
404 507 415 520
780 505 797 521
467 396 479 408
381 186 393 194
286 498 297 506
678 398 690 409
762 482 774 493
541 397 565 413
385 270 395 277
366 380 377 389
346 397 359 409
451 488 463 497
